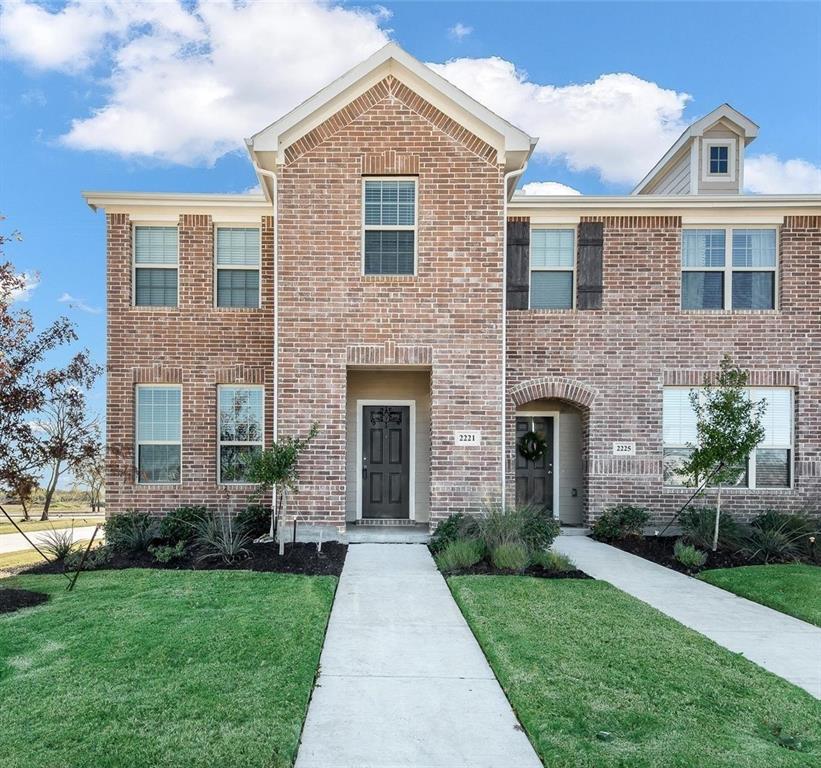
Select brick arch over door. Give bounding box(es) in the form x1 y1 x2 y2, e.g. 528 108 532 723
510 377 598 409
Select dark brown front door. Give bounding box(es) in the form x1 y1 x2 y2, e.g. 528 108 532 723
362 405 411 519
515 416 554 512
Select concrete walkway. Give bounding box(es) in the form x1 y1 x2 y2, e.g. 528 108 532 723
0 525 101 555
554 536 821 698
295 544 542 768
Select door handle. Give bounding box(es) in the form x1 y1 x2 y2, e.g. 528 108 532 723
362 467 367 478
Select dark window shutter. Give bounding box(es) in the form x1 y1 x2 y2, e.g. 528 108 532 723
507 219 530 310
577 221 603 310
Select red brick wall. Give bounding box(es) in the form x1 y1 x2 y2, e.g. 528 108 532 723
276 75 504 530
506 215 821 523
106 213 275 516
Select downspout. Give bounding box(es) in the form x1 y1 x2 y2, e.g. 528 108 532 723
501 163 527 508
251 163 279 441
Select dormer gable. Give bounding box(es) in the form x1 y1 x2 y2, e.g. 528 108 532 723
245 43 536 201
632 104 759 196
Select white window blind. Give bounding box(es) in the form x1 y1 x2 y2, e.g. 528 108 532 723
751 388 792 447
662 389 698 446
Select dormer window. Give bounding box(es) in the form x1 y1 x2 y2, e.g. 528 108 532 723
709 145 729 175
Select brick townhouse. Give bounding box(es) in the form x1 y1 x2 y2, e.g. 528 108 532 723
84 44 821 540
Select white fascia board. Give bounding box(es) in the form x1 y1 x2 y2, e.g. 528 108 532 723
248 42 534 169
631 103 759 195
82 191 271 219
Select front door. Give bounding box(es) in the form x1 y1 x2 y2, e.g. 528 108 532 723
515 416 554 513
362 405 411 519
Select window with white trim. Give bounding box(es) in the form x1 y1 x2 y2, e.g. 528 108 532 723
662 387 793 488
218 386 263 483
134 226 178 307
681 227 777 310
708 144 729 175
362 178 416 275
529 228 574 309
136 386 181 483
216 228 260 308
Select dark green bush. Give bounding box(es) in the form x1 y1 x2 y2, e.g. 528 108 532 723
673 539 707 570
591 505 650 541
234 505 271 538
159 506 210 544
491 542 529 572
519 505 561 551
195 516 251 564
478 502 559 552
679 507 742 551
742 520 809 564
429 512 479 554
531 549 575 572
64 544 112 571
434 538 485 572
149 541 187 563
105 511 159 553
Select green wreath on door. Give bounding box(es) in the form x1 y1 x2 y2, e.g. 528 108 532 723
518 430 547 462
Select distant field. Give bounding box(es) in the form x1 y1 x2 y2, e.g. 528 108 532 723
0 514 104 536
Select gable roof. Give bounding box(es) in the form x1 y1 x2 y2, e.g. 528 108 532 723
631 104 759 195
246 43 536 199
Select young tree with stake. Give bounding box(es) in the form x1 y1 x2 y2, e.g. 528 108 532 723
682 355 766 551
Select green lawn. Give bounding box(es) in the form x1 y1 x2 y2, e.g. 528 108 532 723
698 564 821 627
450 576 821 768
0 569 336 768
0 514 103 536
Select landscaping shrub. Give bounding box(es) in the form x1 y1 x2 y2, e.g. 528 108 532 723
149 541 187 564
679 507 742 551
234 505 272 538
434 538 485 572
478 502 559 552
159 506 210 545
429 512 479 554
591 504 650 541
491 542 529 572
531 549 575 572
65 544 112 571
742 520 809 564
105 511 160 553
673 539 708 570
39 527 79 562
196 516 251 564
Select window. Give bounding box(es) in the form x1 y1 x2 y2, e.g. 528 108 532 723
681 227 776 310
662 387 793 488
216 228 260 308
362 178 416 275
709 144 729 175
136 386 181 483
218 386 263 483
134 226 178 307
529 228 574 309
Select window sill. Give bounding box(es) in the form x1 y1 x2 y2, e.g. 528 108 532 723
518 307 577 314
130 306 180 312
361 274 417 283
679 309 779 315
662 485 794 493
214 306 264 311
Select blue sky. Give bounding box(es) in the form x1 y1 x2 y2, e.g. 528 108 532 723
1 0 820 429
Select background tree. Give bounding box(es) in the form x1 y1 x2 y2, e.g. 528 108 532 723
682 355 766 551
0 218 102 520
247 423 318 555
73 444 106 514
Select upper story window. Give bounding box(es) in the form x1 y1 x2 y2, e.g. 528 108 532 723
708 144 729 175
136 385 181 483
681 227 777 311
530 228 575 309
216 228 260 308
362 178 416 275
218 385 263 483
663 387 793 489
134 226 178 307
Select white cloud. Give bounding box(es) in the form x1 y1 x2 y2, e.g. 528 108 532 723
0 0 390 165
519 181 581 196
744 154 821 194
448 22 473 41
430 58 692 185
58 292 102 314
9 272 39 302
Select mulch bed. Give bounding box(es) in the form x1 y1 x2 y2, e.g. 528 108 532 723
22 541 348 578
446 561 592 579
602 535 773 574
0 588 49 615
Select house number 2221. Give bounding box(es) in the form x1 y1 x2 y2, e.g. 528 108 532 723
454 431 482 446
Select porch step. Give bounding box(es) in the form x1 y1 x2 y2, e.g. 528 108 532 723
559 526 591 536
346 523 430 544
351 518 419 527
